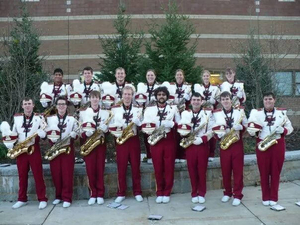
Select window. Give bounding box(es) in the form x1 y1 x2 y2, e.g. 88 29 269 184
278 0 295 2
21 0 40 2
274 71 300 96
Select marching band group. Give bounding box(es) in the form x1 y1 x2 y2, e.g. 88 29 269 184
0 66 294 210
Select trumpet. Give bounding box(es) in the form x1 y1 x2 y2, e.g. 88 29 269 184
80 111 113 156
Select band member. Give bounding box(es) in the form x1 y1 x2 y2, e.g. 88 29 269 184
70 66 100 106
141 86 180 204
109 86 143 203
247 92 293 206
40 68 72 109
220 68 246 106
112 67 132 104
178 92 213 204
1 98 48 209
135 69 160 164
171 69 192 163
194 70 220 162
79 91 109 205
212 91 247 206
46 96 78 208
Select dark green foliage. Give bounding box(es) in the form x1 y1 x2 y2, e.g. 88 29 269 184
97 5 143 84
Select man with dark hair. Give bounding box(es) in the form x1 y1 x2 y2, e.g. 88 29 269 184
141 86 180 204
2 98 48 209
212 91 247 206
247 92 293 206
40 68 71 110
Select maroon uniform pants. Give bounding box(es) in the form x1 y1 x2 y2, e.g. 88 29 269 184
151 132 176 196
208 138 216 158
116 135 142 196
50 145 75 203
256 137 285 202
84 144 106 198
186 143 209 197
16 143 47 202
220 138 244 200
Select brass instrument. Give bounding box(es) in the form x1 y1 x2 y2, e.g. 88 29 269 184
7 118 47 159
147 125 167 146
43 105 56 117
116 122 135 145
258 118 287 151
44 120 81 161
180 116 209 149
220 111 245 150
177 98 186 113
80 111 113 156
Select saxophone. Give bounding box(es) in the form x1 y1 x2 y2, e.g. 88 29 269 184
180 116 209 149
147 125 167 146
220 111 245 150
7 118 46 159
80 111 114 156
44 120 81 161
258 118 287 151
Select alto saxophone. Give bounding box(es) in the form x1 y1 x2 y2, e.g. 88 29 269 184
258 118 287 151
7 118 47 159
80 111 114 156
220 111 245 150
44 120 81 161
147 125 167 146
180 116 209 149
115 122 135 145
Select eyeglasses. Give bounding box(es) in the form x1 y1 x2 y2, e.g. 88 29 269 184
57 103 67 106
157 93 166 96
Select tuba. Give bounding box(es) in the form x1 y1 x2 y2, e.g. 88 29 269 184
258 118 287 151
7 118 46 159
220 111 245 150
180 116 209 149
80 111 113 156
44 120 81 161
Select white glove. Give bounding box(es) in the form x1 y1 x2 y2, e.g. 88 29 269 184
209 98 216 105
85 130 93 137
248 130 256 136
237 92 243 99
233 124 243 131
132 117 141 126
193 137 203 145
275 126 284 134
4 143 14 149
37 129 46 138
99 124 108 132
41 102 48 108
51 138 58 143
217 133 225 139
70 131 77 139
161 120 174 128
183 93 190 100
72 101 79 106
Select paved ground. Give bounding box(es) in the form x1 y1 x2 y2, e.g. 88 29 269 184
1 180 300 225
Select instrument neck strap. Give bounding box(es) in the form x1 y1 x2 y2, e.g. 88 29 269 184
122 103 132 125
192 108 202 130
53 83 63 100
203 83 211 101
264 108 275 132
223 107 234 129
147 82 155 101
57 113 68 138
157 103 167 126
176 82 184 99
83 81 94 101
23 113 34 138
116 81 125 99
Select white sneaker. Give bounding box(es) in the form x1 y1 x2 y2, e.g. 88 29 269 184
232 198 241 206
88 197 96 205
135 195 143 202
163 196 170 203
175 159 180 163
97 197 104 205
115 196 125 203
12 201 27 209
221 195 231 203
63 202 71 208
191 197 198 203
147 158 153 164
198 196 206 204
262 201 270 206
208 157 214 162
38 201 47 210
52 199 61 205
179 159 186 163
270 201 277 206
156 196 163 204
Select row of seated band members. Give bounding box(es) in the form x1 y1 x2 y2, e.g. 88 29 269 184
1 83 292 209
39 67 246 164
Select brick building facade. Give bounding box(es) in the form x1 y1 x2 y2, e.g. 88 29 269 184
0 0 299 126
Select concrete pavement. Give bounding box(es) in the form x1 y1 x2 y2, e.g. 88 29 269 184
1 180 300 225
